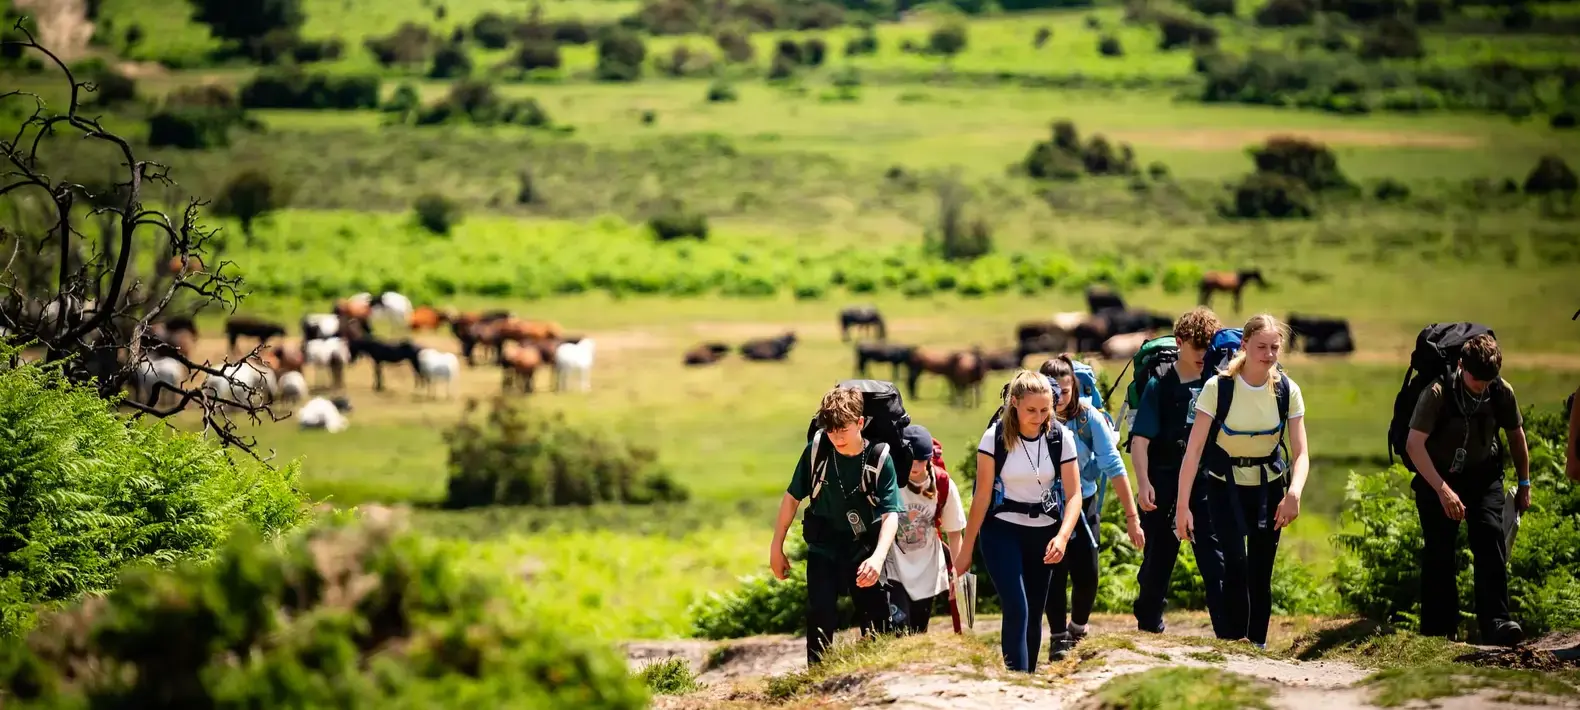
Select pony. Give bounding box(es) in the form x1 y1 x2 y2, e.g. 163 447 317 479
347 337 420 392
499 341 543 393
415 348 461 399
839 305 887 342
554 338 596 393
905 347 986 408
1198 269 1268 313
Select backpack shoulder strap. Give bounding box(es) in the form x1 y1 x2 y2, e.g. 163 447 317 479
809 430 828 502
1276 377 1290 423
863 441 891 509
934 471 950 531
1207 374 1234 450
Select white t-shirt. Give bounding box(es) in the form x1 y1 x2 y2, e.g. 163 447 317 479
884 475 967 601
977 423 1078 528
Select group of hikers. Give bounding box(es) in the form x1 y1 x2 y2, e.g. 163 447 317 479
768 307 1580 671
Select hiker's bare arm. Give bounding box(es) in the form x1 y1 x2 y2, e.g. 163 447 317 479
769 493 799 579
1508 426 1529 483
874 512 899 561
1131 435 1154 511
1406 430 1448 492
1276 416 1309 530
946 530 964 563
1111 474 1146 547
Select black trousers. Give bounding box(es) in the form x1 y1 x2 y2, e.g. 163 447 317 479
805 551 892 666
1206 473 1286 646
1412 471 1512 640
1047 495 1101 632
901 593 941 635
1133 472 1228 636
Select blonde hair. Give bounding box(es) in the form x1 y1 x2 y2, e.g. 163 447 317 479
1001 369 1054 455
1222 313 1288 385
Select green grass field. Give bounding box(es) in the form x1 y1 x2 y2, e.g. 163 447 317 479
7 0 1580 646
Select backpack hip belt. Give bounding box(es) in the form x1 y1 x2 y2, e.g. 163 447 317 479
992 498 1062 519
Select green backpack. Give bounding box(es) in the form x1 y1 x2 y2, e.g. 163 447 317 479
1101 335 1179 450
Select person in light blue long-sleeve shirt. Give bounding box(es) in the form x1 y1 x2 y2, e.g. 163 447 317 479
1039 355 1146 661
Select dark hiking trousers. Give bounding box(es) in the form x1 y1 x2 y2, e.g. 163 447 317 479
1133 471 1228 636
1206 473 1287 646
1047 495 1101 632
901 593 941 635
978 514 1057 672
1412 471 1512 641
805 551 893 666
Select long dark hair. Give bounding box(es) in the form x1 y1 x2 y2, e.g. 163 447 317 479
1039 354 1082 423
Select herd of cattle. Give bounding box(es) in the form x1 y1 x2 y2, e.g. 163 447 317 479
109 268 1357 428
674 279 1357 408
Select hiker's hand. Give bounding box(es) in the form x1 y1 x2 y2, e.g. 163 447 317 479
1126 516 1146 549
1138 482 1156 512
1274 491 1301 530
770 545 790 580
1437 485 1466 521
1175 507 1194 543
954 550 974 577
1516 484 1531 512
1044 534 1068 564
855 555 882 588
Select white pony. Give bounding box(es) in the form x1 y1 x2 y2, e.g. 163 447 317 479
201 360 277 411
303 337 350 390
277 370 309 404
554 338 595 393
371 291 413 335
416 347 459 399
297 396 349 433
131 355 187 408
301 313 340 341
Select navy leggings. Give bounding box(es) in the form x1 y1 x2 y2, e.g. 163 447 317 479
978 514 1057 672
1205 473 1287 646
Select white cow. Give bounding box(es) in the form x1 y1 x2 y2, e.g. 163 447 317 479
201 360 277 411
131 355 187 408
554 338 595 393
415 348 459 399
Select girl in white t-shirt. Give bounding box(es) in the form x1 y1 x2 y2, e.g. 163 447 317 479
884 424 967 634
955 370 1082 673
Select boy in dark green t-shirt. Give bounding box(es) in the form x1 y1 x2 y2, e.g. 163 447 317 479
770 386 904 666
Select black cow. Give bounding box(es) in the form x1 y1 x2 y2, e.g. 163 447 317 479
1085 285 1127 316
840 306 887 342
1289 314 1355 355
225 316 286 353
854 341 915 379
741 332 798 361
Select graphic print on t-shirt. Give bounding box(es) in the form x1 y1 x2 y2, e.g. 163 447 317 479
1186 384 1203 426
896 500 931 550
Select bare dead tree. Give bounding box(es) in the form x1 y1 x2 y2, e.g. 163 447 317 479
1 19 284 454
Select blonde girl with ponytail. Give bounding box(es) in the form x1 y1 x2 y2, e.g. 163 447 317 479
955 369 1082 672
1173 314 1310 650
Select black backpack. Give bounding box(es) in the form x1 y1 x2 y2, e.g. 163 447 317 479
1387 322 1496 472
805 379 910 509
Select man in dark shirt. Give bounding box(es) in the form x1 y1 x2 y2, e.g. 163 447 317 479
1405 333 1530 647
770 386 903 666
1128 307 1228 637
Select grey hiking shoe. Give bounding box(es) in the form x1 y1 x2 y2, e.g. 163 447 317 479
1489 620 1525 648
1048 632 1076 662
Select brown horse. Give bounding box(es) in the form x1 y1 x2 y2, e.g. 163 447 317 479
906 347 986 408
408 306 450 331
1198 269 1268 313
499 341 543 393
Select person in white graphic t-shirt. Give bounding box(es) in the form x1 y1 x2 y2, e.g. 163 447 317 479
884 424 966 635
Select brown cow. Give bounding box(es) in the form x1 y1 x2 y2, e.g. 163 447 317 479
684 342 731 366
499 317 564 343
499 341 543 393
906 347 986 408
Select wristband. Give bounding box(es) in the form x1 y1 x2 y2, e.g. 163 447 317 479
1518 479 1530 488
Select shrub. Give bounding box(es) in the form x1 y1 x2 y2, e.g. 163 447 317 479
552 18 594 44
1034 26 1052 47
1249 136 1350 191
213 168 293 239
0 346 306 637
715 28 754 63
596 28 646 81
649 200 710 240
845 29 878 56
443 398 688 508
1098 35 1123 56
365 22 436 67
471 11 512 49
1373 178 1410 202
1189 0 1236 16
637 658 700 695
802 37 827 66
928 21 968 58
146 86 251 150
1157 13 1219 50
774 38 803 65
1254 0 1314 26
88 70 136 106
1553 111 1578 130
382 82 420 115
240 67 381 109
1414 0 1444 23
1523 155 1579 195
1334 412 1579 635
1358 19 1424 61
508 39 563 72
429 42 473 78
1148 161 1170 181
925 178 993 262
413 193 462 234
768 52 796 80
0 515 650 708
1226 172 1316 219
707 79 738 102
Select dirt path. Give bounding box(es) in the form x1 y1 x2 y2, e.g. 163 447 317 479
626 615 1580 709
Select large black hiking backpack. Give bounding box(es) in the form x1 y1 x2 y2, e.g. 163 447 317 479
1387 322 1496 471
805 379 911 508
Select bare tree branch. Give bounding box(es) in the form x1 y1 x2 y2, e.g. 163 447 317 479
2 18 274 458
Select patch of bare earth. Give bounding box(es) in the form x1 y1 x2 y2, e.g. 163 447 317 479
1109 128 1482 151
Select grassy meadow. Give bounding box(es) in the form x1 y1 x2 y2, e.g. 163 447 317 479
6 0 1580 648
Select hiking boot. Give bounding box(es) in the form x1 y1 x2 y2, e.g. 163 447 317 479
1067 622 1090 645
1048 632 1076 662
1488 620 1525 648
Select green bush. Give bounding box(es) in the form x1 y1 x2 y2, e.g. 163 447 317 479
443 398 688 509
1333 411 1579 636
240 67 380 110
596 28 646 81
413 193 462 235
0 346 307 637
0 515 649 708
636 657 700 695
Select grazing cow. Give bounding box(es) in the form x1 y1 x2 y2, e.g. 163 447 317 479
1106 310 1175 337
347 337 420 392
415 348 460 399
1199 269 1268 313
1086 285 1127 315
684 342 731 366
854 342 915 380
499 317 564 343
297 396 350 433
839 306 887 342
554 338 595 393
226 316 286 353
740 332 798 362
301 313 342 342
906 347 986 407
1015 320 1070 361
499 341 544 393
277 370 309 404
334 295 373 331
1051 311 1088 333
130 355 186 408
408 305 449 331
303 337 351 390
1102 331 1156 361
1288 313 1356 355
980 348 1022 373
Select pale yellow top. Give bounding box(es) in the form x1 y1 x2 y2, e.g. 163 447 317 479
1195 374 1305 486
